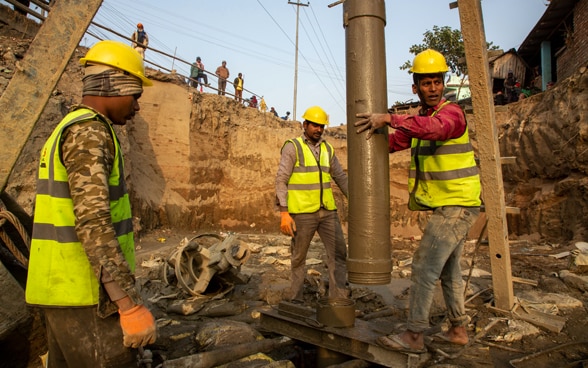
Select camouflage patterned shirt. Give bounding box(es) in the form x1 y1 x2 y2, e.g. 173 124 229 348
61 105 142 317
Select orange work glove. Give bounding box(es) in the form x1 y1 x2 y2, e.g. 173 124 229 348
280 212 296 237
119 304 157 348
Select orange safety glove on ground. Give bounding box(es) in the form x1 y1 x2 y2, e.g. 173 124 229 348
119 304 157 348
280 212 296 237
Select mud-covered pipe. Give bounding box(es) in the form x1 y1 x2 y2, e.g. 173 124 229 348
344 0 391 284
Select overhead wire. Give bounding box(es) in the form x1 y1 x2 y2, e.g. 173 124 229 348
61 0 349 114
96 0 329 97
84 3 267 100
284 3 346 114
305 5 346 88
299 9 345 98
9 0 345 109
257 0 346 115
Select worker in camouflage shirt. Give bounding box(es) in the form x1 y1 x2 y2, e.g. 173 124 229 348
26 40 156 367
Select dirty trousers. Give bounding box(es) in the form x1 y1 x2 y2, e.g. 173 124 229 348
407 206 480 333
218 79 227 95
44 306 136 368
289 208 348 300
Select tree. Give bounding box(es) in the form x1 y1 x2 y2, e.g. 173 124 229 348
400 25 499 77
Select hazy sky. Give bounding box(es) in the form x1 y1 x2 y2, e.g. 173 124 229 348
15 0 550 126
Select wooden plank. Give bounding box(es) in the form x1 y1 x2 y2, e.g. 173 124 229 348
501 157 517 165
480 206 520 215
0 0 104 192
486 304 566 333
456 0 514 310
511 277 539 287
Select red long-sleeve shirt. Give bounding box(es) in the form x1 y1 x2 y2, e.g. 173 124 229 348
388 99 467 153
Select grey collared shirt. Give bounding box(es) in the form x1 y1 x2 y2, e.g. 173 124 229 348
275 134 348 212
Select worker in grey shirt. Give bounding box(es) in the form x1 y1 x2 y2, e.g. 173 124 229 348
275 105 349 303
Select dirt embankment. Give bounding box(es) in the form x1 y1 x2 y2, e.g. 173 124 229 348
2 0 587 237
494 69 588 242
2 12 587 244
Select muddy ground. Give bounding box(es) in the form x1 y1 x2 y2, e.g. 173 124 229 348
106 227 588 368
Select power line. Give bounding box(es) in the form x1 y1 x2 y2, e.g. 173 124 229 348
299 7 345 102
86 1 348 117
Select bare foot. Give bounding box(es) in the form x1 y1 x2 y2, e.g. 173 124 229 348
434 326 469 345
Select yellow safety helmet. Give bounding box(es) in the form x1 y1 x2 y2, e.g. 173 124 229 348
409 49 449 74
79 40 152 86
302 105 329 125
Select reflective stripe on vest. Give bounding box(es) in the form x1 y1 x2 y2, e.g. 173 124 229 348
285 137 337 213
407 101 481 210
26 108 135 307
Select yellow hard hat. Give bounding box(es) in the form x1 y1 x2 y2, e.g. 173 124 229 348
302 105 329 125
79 40 152 86
409 49 449 74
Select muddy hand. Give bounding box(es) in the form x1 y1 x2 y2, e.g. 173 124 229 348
280 212 296 237
355 112 389 140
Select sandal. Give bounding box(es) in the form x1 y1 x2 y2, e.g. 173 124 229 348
431 332 468 346
376 334 427 354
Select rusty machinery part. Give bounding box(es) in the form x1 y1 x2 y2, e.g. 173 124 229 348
174 233 220 296
316 297 356 328
162 233 221 295
0 198 30 268
137 347 153 368
164 233 251 297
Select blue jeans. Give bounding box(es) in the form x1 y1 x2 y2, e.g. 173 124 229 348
407 206 480 333
289 209 348 300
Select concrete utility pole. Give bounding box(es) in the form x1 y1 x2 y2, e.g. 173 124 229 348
454 0 514 310
343 0 391 285
288 0 308 122
0 0 104 193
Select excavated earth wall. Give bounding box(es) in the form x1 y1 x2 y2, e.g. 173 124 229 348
493 68 588 242
2 26 587 243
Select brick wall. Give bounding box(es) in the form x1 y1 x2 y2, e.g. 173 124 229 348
573 0 588 69
558 0 588 80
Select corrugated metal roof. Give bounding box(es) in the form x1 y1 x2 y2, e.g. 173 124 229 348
517 0 577 63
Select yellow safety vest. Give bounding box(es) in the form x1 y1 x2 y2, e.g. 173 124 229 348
285 137 337 213
408 101 481 210
26 108 135 307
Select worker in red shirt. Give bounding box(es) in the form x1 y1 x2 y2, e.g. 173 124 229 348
355 49 481 354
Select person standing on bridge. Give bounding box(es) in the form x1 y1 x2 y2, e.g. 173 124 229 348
195 56 209 87
131 23 149 58
215 60 230 96
354 49 481 354
233 72 244 103
25 40 157 367
259 96 267 113
275 106 350 303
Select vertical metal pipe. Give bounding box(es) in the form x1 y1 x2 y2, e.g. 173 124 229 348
344 0 391 284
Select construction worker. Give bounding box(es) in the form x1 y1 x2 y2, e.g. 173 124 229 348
275 106 349 302
131 22 149 58
26 40 156 367
355 49 481 353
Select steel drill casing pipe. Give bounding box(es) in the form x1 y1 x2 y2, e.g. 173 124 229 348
344 0 391 284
